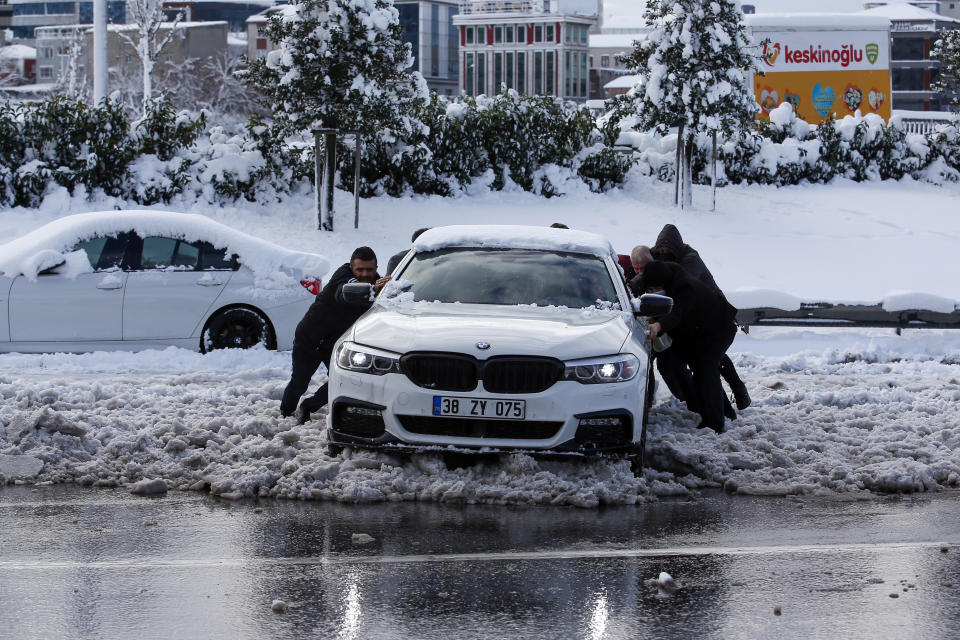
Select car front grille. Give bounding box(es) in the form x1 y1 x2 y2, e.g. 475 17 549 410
400 353 563 394
401 353 478 392
398 416 563 440
482 358 564 394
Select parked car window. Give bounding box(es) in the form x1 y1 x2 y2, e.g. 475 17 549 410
399 248 618 308
140 236 201 270
72 232 133 271
198 242 239 271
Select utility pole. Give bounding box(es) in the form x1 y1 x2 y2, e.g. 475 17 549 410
93 0 107 102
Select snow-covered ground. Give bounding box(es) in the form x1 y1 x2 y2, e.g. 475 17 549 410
1 178 959 504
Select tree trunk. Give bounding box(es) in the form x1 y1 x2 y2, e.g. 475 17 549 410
674 122 684 207
711 130 717 212
320 132 337 231
142 56 153 115
682 137 693 210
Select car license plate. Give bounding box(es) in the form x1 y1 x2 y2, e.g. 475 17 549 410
433 396 526 420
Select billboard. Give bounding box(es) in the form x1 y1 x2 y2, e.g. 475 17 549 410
752 28 892 123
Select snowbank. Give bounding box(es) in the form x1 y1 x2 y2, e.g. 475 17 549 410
1 330 958 505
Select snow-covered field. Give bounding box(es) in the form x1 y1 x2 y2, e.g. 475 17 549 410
1 178 959 505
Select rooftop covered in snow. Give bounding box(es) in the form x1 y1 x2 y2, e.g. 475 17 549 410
745 13 893 30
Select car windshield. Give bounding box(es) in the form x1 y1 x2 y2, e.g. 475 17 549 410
397 248 619 308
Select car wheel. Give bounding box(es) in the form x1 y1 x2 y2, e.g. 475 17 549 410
201 307 276 353
632 363 657 476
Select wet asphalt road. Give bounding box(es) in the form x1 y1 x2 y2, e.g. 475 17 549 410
1 486 959 640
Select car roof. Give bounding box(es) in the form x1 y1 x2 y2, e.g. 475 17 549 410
413 225 617 259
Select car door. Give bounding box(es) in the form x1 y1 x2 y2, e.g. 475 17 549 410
122 235 233 341
7 233 131 343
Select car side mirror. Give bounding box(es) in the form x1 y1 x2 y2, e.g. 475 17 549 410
38 260 67 276
341 282 373 305
635 293 673 317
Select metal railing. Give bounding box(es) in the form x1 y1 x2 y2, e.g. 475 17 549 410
737 302 960 333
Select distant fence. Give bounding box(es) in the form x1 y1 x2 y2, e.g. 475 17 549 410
737 303 960 334
890 110 957 135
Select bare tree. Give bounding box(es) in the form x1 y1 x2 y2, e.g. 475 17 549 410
117 0 185 114
59 28 90 101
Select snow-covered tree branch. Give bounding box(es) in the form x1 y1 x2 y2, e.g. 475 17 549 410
933 30 960 112
117 0 186 114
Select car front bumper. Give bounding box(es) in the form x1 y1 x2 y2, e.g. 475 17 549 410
326 363 648 455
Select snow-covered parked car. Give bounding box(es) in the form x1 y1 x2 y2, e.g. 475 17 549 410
0 211 329 353
326 225 672 457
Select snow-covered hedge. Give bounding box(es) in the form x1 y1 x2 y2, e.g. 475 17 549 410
620 104 960 188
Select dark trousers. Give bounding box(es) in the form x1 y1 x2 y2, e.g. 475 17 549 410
658 345 743 416
279 339 334 416
682 323 737 429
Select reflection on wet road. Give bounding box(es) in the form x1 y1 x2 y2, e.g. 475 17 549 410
1 486 958 639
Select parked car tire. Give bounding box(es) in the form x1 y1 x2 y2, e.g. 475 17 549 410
201 307 276 353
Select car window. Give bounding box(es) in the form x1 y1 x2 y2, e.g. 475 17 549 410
398 248 619 308
72 233 132 271
140 236 201 270
198 242 239 271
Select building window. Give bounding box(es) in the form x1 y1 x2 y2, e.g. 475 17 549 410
41 46 53 58
506 51 514 89
893 67 925 91
892 37 925 61
565 51 571 95
517 51 526 93
494 26 502 43
39 66 53 79
506 25 513 43
580 52 587 97
477 52 486 94
448 7 459 77
431 3 439 76
581 25 588 44
546 51 554 95
600 55 609 67
534 51 542 93
478 25 485 44
466 26 474 44
465 52 474 95
256 38 267 50
535 25 542 42
545 24 554 42
495 51 502 90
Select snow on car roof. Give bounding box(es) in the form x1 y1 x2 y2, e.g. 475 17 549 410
0 210 330 281
413 225 617 259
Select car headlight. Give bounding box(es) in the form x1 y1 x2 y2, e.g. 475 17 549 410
563 354 640 384
335 342 402 375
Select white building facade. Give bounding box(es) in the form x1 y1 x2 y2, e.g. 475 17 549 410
453 0 598 100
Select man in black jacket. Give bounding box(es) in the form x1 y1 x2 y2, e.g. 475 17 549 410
652 224 751 411
280 246 388 423
630 261 737 433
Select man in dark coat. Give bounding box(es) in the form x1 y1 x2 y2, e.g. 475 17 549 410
280 246 388 423
630 261 737 432
652 224 751 411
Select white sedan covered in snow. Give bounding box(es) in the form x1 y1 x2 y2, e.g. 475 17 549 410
0 211 329 353
326 225 672 457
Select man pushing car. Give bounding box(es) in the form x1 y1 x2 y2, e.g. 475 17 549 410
280 246 390 424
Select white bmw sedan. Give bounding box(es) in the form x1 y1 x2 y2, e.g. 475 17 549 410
0 211 329 353
326 225 671 457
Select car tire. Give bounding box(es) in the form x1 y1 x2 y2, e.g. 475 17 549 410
201 307 276 353
632 363 657 476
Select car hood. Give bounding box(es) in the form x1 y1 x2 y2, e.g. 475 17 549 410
350 303 633 360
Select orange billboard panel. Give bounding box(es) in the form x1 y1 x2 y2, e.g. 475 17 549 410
756 69 892 123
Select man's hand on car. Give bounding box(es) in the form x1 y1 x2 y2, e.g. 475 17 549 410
374 276 392 295
646 321 662 339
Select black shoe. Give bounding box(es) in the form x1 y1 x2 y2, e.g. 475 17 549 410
280 408 294 418
723 395 737 421
732 383 751 410
697 421 724 434
296 407 311 425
